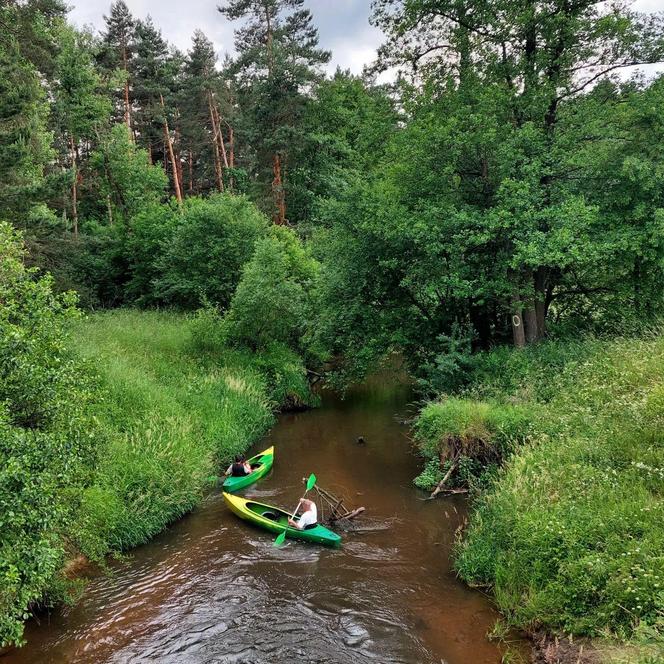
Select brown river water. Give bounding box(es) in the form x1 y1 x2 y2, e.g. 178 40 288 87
6 375 524 664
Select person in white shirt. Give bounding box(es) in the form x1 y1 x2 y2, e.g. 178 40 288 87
288 499 318 530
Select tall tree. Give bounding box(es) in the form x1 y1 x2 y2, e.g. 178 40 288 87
371 0 664 343
99 0 135 130
0 2 56 223
219 0 330 224
132 16 170 162
179 30 225 195
52 26 111 235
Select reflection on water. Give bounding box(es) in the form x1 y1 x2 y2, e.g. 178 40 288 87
6 371 523 663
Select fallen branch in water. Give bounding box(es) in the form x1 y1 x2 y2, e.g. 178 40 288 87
429 452 460 499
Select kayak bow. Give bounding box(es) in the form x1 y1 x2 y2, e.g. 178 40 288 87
222 446 274 492
223 492 342 547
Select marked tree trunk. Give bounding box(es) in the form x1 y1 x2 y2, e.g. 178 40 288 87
511 294 526 348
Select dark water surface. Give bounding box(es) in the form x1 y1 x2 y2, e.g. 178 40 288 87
7 376 522 663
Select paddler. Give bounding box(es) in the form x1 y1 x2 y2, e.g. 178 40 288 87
288 498 318 530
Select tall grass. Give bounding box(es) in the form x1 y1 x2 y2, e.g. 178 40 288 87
70 309 310 558
447 332 664 642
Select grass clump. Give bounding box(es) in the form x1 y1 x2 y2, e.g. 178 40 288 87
70 309 312 558
413 398 533 491
449 332 664 643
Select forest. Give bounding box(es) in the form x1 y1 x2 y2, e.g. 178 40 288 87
1 0 664 660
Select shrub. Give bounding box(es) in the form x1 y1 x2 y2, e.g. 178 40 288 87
413 398 533 490
0 223 98 647
124 202 179 305
155 194 268 308
224 225 319 353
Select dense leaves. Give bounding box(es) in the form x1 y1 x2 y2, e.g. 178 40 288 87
154 195 268 308
0 224 97 647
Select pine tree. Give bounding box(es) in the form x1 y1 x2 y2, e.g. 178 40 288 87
0 8 54 223
132 16 171 162
179 31 222 195
53 27 111 235
219 0 330 224
99 0 136 129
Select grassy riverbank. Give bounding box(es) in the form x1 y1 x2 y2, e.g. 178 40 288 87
70 309 315 559
414 332 664 660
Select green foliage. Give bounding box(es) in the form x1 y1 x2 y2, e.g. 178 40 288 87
90 123 168 224
124 201 179 304
454 332 664 638
224 225 319 351
155 194 268 308
0 29 54 222
0 223 97 647
289 70 398 225
71 310 313 558
220 0 330 221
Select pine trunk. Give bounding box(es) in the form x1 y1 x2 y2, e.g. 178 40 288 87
228 122 235 192
161 95 182 204
212 103 229 169
122 46 131 130
70 137 78 237
174 124 184 194
208 93 224 192
272 153 286 225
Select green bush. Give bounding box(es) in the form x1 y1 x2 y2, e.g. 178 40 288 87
454 332 664 639
0 223 98 647
155 194 268 309
224 225 319 352
124 202 179 305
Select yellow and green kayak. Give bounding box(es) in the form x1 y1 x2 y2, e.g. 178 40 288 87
223 492 342 547
222 446 274 493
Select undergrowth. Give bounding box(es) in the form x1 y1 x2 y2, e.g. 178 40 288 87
420 331 664 646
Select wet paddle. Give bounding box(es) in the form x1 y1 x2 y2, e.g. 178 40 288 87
273 473 317 547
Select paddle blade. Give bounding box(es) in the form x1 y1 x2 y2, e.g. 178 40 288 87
306 473 317 491
273 530 286 547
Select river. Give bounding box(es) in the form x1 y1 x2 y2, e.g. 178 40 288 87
6 374 523 663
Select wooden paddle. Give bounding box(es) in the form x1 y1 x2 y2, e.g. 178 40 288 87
273 473 317 547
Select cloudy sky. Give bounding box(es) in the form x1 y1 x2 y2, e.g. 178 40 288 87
68 1 383 75
68 0 664 76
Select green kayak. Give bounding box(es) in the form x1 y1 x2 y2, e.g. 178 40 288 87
223 492 342 547
222 446 274 493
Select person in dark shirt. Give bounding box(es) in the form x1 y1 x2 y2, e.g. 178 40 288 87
225 454 252 477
